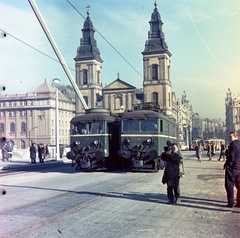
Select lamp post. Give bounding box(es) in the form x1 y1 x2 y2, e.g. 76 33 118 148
29 126 38 146
53 78 60 160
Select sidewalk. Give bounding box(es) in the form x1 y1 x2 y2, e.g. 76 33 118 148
0 154 70 171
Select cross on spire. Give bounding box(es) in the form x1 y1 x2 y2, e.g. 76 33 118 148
86 5 90 15
117 72 120 79
154 0 157 7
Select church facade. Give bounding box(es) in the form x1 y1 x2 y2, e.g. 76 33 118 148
0 2 193 149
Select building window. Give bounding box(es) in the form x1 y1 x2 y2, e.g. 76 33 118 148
97 70 101 84
114 94 123 110
9 111 16 117
10 123 15 133
0 123 4 133
83 96 88 106
21 122 26 133
83 70 88 85
152 92 158 104
0 111 5 117
152 64 158 80
21 140 26 149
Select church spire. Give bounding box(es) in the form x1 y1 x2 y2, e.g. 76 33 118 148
142 1 170 55
74 6 103 62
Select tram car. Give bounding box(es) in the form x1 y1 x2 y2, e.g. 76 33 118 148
118 103 179 171
67 108 121 171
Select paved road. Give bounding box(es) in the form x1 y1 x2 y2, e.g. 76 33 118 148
0 151 240 238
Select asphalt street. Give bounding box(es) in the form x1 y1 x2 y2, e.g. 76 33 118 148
1 151 240 238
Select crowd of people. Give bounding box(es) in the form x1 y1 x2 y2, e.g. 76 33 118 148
194 141 226 162
29 143 49 164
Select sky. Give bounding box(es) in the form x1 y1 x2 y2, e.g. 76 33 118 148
0 0 239 120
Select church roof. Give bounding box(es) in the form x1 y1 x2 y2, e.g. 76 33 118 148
142 2 171 56
74 10 103 62
103 77 136 91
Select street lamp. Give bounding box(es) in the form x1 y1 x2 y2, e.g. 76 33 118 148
29 126 38 146
53 78 60 160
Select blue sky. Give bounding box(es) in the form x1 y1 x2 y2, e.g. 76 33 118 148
0 0 239 120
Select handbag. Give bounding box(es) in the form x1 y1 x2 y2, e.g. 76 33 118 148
179 162 185 178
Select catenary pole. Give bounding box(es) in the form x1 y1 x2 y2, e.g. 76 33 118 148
28 0 88 110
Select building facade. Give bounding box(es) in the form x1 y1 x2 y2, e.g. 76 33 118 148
0 81 75 149
225 88 240 137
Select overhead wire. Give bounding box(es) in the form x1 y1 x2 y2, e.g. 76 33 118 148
183 0 234 89
0 28 76 72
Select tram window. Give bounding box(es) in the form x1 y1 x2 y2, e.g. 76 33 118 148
89 121 104 134
141 119 157 132
122 120 139 132
160 120 163 132
79 123 87 134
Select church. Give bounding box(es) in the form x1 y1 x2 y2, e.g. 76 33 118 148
0 2 192 150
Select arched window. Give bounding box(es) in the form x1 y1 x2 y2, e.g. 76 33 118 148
97 70 101 85
83 70 88 85
21 140 26 149
114 94 123 110
0 123 4 133
10 123 15 133
152 64 158 80
21 122 26 133
152 92 158 104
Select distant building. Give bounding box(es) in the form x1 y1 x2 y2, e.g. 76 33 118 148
225 88 240 136
0 81 75 149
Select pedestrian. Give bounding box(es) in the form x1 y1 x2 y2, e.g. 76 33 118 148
195 142 203 162
38 144 44 163
45 145 49 159
218 142 225 161
2 143 8 162
161 143 183 204
211 143 216 157
30 143 37 164
207 143 212 160
60 145 64 158
223 131 240 208
7 142 13 162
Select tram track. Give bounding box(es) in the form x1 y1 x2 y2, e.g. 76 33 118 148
1 171 155 238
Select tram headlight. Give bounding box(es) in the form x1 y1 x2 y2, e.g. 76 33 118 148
147 138 152 143
124 138 131 145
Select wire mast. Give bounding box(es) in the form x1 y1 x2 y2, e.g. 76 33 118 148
28 0 89 110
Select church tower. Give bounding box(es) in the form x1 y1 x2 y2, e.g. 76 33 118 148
74 7 103 115
142 1 172 116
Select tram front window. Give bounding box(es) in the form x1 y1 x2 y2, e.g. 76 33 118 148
122 120 139 132
141 119 157 132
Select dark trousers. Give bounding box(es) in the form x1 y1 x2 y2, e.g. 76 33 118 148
225 167 240 206
167 182 180 202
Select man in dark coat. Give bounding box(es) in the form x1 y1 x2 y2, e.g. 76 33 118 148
38 144 45 163
218 142 225 161
207 143 212 160
195 142 203 162
30 143 37 164
224 131 240 208
161 143 183 204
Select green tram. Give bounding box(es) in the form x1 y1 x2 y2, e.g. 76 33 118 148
118 105 179 171
67 108 121 171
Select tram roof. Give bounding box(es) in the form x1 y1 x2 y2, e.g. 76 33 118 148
71 113 115 123
121 110 174 121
